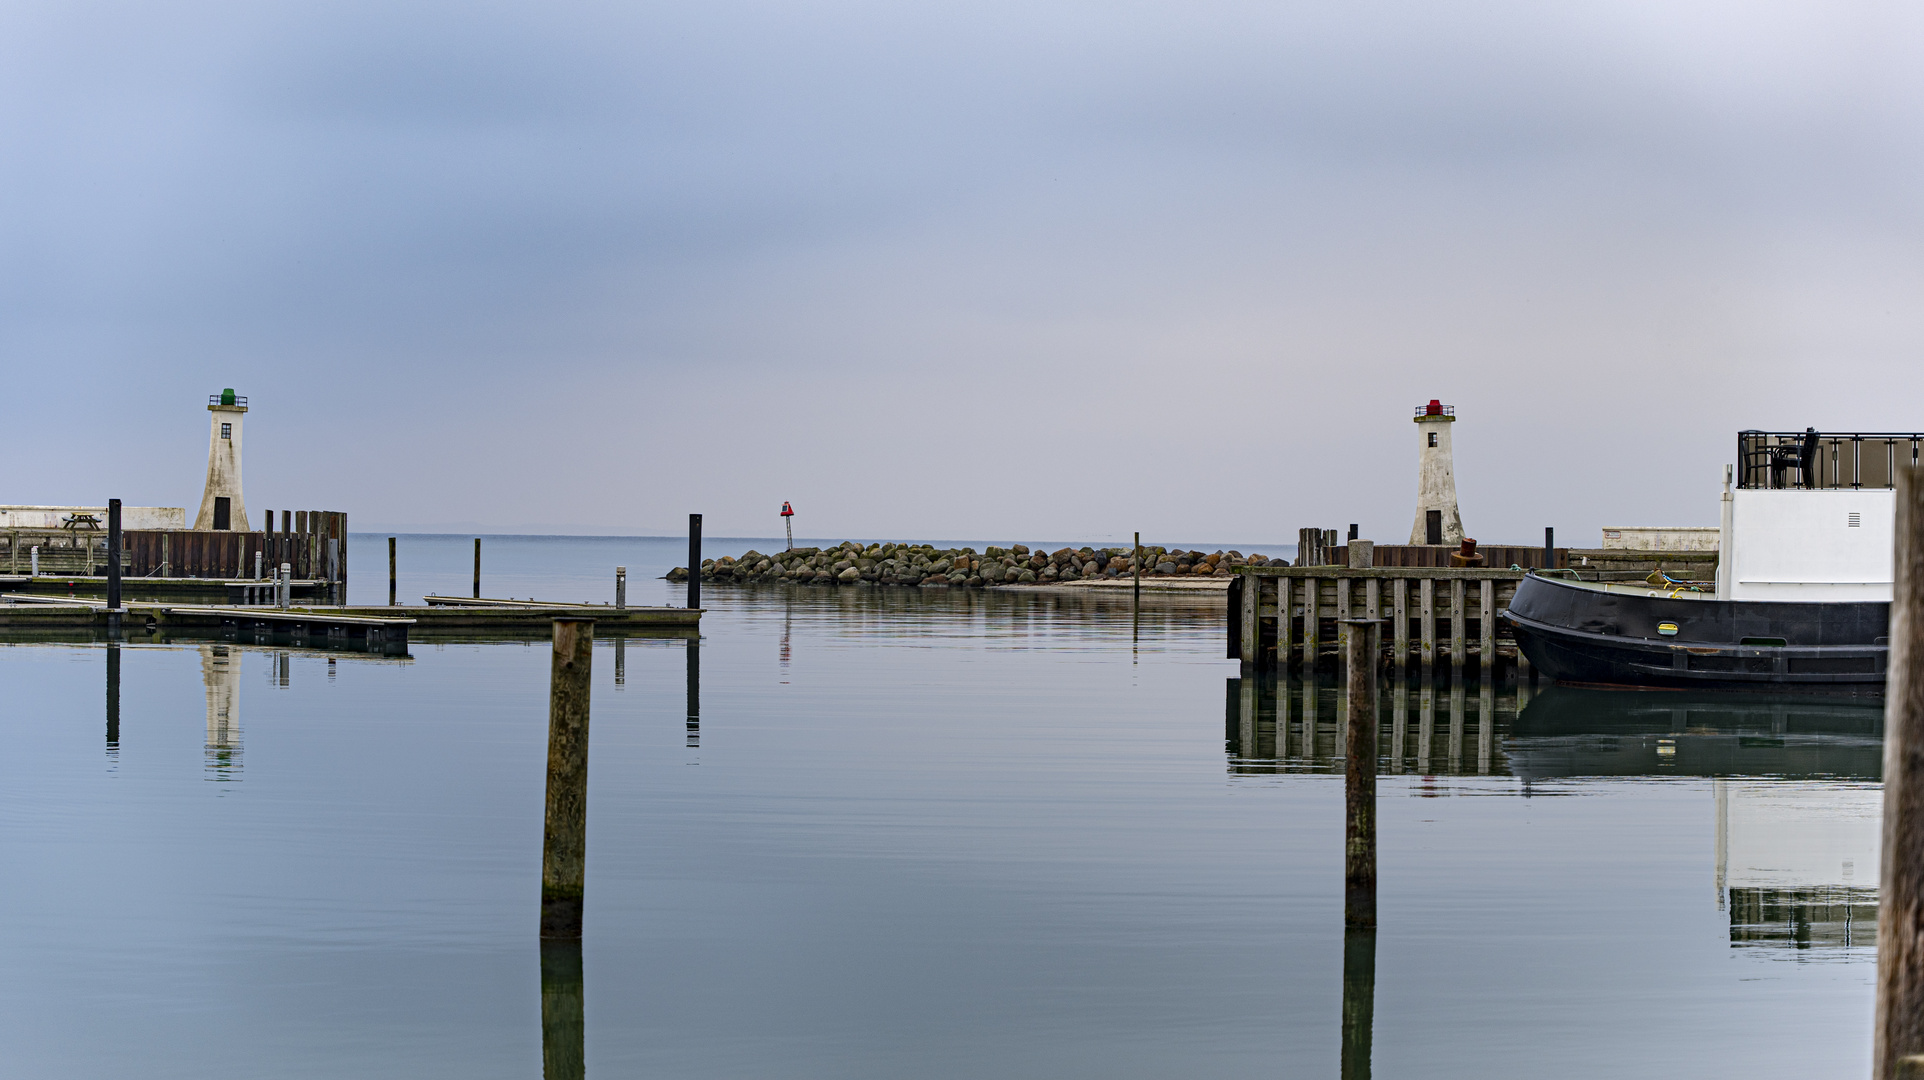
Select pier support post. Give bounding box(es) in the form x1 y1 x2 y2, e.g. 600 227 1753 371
1239 570 1259 669
542 617 595 941
1449 578 1466 675
616 567 627 610
106 499 122 613
388 537 397 606
688 514 703 611
1878 464 1924 1078
1392 579 1408 671
1342 618 1381 931
1544 527 1555 570
1133 532 1142 612
1304 577 1322 670
1478 579 1495 676
473 538 481 599
1419 577 1436 673
1276 577 1294 671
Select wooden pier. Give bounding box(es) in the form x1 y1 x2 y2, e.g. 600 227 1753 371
0 596 701 645
1235 565 1526 673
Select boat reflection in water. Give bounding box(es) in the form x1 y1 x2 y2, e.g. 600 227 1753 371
1515 686 1882 958
1226 678 1883 957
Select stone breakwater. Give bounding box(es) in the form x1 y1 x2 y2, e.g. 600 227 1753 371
666 541 1284 587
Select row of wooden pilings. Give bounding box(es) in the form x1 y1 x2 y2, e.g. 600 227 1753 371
1233 565 1530 678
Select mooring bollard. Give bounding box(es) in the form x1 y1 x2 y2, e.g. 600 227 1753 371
615 566 626 610
388 537 397 606
542 617 595 941
254 550 262 580
1341 617 1383 931
688 514 702 611
31 545 38 577
1878 465 1924 1078
279 563 291 609
473 537 482 599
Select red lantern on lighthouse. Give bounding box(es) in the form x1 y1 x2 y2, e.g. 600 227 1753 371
780 501 794 550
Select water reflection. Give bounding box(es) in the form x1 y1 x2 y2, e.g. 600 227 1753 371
201 645 241 781
686 638 700 748
540 942 585 1080
105 640 120 763
1227 677 1887 959
1341 930 1375 1080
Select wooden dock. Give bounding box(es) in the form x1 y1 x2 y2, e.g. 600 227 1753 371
1233 565 1527 674
0 596 701 645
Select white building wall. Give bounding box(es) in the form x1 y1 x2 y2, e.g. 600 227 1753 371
1724 488 1894 601
0 505 187 529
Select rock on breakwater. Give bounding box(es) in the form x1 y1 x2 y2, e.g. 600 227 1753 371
666 541 1283 587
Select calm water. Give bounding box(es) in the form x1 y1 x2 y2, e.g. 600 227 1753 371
0 536 1880 1077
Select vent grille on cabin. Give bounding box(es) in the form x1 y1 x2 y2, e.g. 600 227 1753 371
1848 512 1862 528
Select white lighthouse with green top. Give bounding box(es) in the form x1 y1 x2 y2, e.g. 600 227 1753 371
193 389 248 531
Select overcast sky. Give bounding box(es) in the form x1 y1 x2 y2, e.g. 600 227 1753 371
5 0 1922 544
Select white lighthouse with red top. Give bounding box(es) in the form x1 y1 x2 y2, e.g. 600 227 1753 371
1409 399 1464 546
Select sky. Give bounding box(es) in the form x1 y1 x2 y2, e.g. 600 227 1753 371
4 0 1923 545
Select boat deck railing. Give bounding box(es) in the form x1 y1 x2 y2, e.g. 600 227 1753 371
1738 429 1924 491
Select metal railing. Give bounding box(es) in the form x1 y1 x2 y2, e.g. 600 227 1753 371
208 394 248 407
1414 403 1455 418
1737 430 1924 490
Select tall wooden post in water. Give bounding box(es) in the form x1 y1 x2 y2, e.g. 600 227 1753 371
388 537 397 606
473 538 481 599
542 617 594 941
1878 465 1924 1079
688 514 703 610
1341 618 1382 931
106 499 122 613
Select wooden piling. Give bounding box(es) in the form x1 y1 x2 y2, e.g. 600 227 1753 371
1336 578 1353 656
388 537 397 606
541 617 594 941
1342 618 1380 931
1304 577 1321 668
106 499 122 612
1449 577 1466 673
1239 569 1260 668
1392 579 1408 668
473 538 481 599
688 514 703 610
1478 579 1495 675
615 566 627 610
1276 577 1293 670
1418 578 1435 670
1877 464 1924 1079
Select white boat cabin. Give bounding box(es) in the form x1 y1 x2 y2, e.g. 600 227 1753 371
1717 429 1921 603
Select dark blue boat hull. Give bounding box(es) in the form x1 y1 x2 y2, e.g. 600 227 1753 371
1502 573 1888 693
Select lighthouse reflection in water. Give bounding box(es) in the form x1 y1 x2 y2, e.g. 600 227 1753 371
1227 676 1883 957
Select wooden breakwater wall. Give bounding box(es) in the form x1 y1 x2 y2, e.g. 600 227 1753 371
1232 565 1528 672
0 511 347 583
